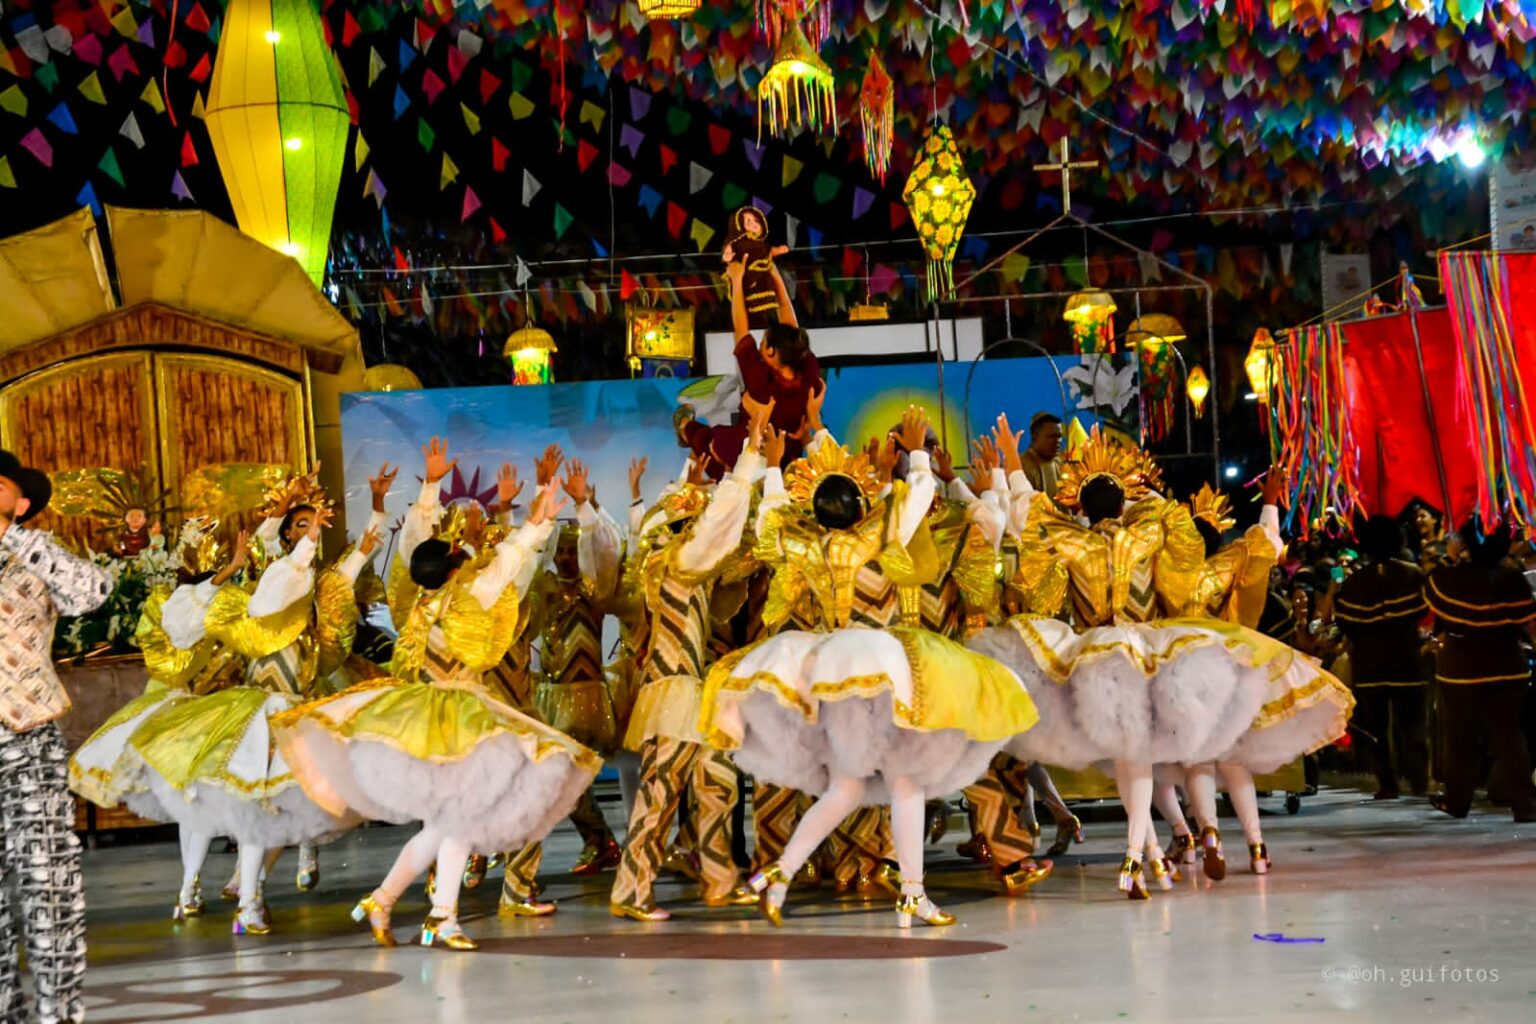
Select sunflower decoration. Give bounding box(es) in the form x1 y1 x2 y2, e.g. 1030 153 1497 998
1055 425 1165 513
1187 483 1236 533
783 440 882 508
902 125 976 302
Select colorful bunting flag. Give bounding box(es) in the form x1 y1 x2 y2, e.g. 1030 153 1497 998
554 203 573 239
440 153 459 188
0 86 25 118
491 137 510 172
355 133 370 170
462 185 480 221
509 92 535 119
417 118 435 151
19 129 52 167
171 170 193 201
689 162 712 194
78 72 106 105
522 168 541 205
782 155 803 187
667 201 688 239
0 158 15 189
690 219 716 253
98 147 124 188
461 103 481 135
47 103 78 134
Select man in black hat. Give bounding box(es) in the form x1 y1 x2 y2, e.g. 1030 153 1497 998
0 449 111 1024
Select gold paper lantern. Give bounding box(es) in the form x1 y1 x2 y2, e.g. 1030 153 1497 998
1062 289 1118 325
902 124 976 302
206 0 349 286
1185 365 1211 417
637 0 701 16
1245 328 1277 402
1123 313 1187 346
362 364 422 392
505 325 557 386
848 303 890 322
758 21 836 140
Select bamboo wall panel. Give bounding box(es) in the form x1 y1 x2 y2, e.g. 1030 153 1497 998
0 353 154 549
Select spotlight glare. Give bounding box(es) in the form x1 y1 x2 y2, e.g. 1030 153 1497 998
1456 136 1486 169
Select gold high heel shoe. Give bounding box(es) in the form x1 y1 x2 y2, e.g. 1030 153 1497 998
704 884 762 908
231 900 272 936
895 893 956 928
1249 841 1271 875
1149 856 1180 891
172 876 205 921
1168 831 1198 866
296 847 320 892
420 913 478 951
747 864 791 927
998 858 1054 896
609 902 671 922
956 834 992 865
1199 826 1227 882
1117 857 1150 901
1045 815 1084 858
797 861 821 886
351 895 397 947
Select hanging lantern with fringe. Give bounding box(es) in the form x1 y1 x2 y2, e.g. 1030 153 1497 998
1186 365 1211 417
757 21 836 140
505 324 557 385
756 0 830 47
859 51 894 186
902 124 976 302
362 364 422 392
1062 288 1117 354
1245 328 1276 404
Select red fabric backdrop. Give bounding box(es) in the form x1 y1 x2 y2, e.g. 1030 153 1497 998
1341 307 1480 522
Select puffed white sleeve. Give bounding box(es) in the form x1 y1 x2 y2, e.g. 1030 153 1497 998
469 517 557 609
577 500 623 598
335 510 389 585
678 450 763 574
754 462 792 539
945 475 1005 551
254 515 283 551
1005 468 1038 535
890 450 938 547
399 478 443 564
1258 504 1283 555
248 535 317 618
161 579 221 650
627 500 646 547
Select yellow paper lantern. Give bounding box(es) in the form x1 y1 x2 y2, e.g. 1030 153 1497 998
1123 313 1187 346
505 325 557 385
206 0 349 287
1062 289 1118 325
637 0 701 16
758 21 836 140
1185 365 1211 417
1245 328 1277 402
362 364 422 392
902 125 976 301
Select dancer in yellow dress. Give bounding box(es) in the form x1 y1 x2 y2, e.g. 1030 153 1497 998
700 407 1041 928
275 440 599 951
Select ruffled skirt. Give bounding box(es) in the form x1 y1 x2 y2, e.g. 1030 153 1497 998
68 681 188 819
108 686 356 846
699 626 1040 803
969 617 1353 773
273 680 601 852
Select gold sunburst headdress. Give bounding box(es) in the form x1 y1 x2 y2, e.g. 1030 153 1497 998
260 469 334 519
783 441 882 508
174 515 224 578
641 482 712 538
1187 483 1236 532
1055 425 1164 512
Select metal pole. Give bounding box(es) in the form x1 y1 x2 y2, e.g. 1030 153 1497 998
1406 302 1454 518
1205 282 1220 482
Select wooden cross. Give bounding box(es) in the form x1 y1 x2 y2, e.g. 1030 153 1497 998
1033 138 1099 214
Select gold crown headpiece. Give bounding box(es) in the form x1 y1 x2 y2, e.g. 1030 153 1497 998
437 499 497 549
1187 483 1236 533
1055 425 1164 512
644 483 711 536
260 469 333 520
175 515 224 577
783 442 882 507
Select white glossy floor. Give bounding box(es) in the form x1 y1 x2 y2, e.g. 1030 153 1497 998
76 785 1535 1023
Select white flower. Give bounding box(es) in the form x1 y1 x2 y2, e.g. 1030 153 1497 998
1062 355 1138 417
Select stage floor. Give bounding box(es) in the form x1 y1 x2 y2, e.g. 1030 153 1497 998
77 786 1533 1023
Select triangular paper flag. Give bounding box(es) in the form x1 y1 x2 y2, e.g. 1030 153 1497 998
0 86 26 118
491 137 510 172
191 92 206 119
812 173 840 204
522 168 541 205
0 157 14 189
368 48 386 86
509 92 535 119
141 80 165 114
78 72 106 105
417 118 435 151
112 6 139 39
363 169 386 207
553 203 573 239
741 139 765 170
461 103 481 135
489 218 506 244
355 133 369 170
393 85 410 119
666 108 691 136
515 257 531 287
629 86 651 121
180 131 198 167
721 182 747 210
707 123 731 155
462 185 481 222
608 162 631 187
171 170 193 201
421 69 445 105
76 181 102 215
666 201 687 239
440 153 459 189
98 146 125 187
637 185 663 217
689 162 713 194
782 155 803 187
851 187 874 220
580 100 605 131
659 144 678 174
577 138 599 172
479 69 502 105
690 219 716 253
48 103 79 134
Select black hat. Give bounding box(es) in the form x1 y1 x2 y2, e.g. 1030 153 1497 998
0 450 50 523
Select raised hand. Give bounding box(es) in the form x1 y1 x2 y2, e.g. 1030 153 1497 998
725 259 746 284
535 444 565 488
769 245 790 259
628 457 649 502
228 531 251 573
933 447 957 484
369 463 398 513
562 459 592 505
875 436 899 484
992 413 1025 475
461 503 487 551
806 382 827 434
530 484 568 525
496 463 523 511
897 405 930 456
722 243 736 265
358 527 382 557
763 424 787 468
747 396 776 453
306 506 335 543
1261 466 1286 507
685 457 708 487
422 438 457 485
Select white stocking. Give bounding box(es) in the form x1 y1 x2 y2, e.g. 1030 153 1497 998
178 829 212 901
1184 762 1219 831
375 827 442 907
237 844 266 908
778 775 867 876
1218 763 1263 844
888 776 927 896
1151 779 1190 840
430 836 474 919
1113 760 1153 862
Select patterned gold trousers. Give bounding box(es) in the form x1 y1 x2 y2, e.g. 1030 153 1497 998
0 725 85 1024
750 781 811 870
962 752 1038 870
501 788 614 899
611 737 740 909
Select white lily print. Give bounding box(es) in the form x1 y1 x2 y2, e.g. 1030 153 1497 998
1062 355 1138 417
